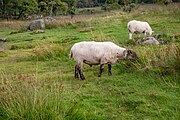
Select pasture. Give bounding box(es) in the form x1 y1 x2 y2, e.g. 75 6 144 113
0 3 180 120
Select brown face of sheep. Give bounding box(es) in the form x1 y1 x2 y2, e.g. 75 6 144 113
123 50 138 60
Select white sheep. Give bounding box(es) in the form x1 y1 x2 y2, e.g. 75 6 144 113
128 20 154 40
70 41 138 80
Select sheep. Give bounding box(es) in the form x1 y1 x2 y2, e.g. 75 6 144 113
70 41 138 80
128 20 154 40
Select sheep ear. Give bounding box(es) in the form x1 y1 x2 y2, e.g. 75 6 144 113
127 50 132 54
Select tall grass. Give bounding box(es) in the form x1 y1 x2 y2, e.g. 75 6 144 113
133 44 179 76
0 71 65 119
31 43 69 61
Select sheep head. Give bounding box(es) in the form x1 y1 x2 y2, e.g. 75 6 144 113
123 49 138 60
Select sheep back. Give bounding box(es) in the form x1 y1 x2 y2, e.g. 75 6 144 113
70 41 126 65
128 20 152 34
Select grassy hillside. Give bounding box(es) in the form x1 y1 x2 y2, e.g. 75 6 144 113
0 3 180 120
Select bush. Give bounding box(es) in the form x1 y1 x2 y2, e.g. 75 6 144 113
78 9 95 14
129 3 136 8
101 3 121 11
157 0 173 5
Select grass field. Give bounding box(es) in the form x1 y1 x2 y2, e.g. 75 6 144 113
0 3 180 120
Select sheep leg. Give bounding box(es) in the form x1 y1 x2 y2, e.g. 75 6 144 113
98 64 104 77
108 64 112 76
77 63 85 80
129 33 133 40
78 68 85 80
75 65 79 79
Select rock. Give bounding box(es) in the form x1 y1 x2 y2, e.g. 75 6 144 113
44 16 56 22
158 40 168 44
28 19 45 31
143 37 160 45
0 38 7 42
136 38 146 44
27 14 43 20
136 37 162 45
34 30 45 33
136 34 169 45
80 27 95 32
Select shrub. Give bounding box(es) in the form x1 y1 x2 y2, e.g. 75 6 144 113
78 9 95 14
129 3 136 8
101 3 121 11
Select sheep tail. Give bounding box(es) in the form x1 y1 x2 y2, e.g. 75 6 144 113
70 51 73 58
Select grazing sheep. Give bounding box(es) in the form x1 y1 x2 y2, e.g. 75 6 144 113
70 41 138 80
128 20 154 40
28 19 45 31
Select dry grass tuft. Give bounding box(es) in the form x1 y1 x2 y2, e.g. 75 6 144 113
32 43 68 61
133 43 179 76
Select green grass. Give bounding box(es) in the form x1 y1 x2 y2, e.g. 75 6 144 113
0 3 180 120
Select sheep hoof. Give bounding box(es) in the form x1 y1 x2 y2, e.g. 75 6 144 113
80 76 85 80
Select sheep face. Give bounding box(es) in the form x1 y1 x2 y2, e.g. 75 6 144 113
123 50 138 60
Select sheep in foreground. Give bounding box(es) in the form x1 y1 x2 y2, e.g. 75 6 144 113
70 41 138 80
128 20 154 40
